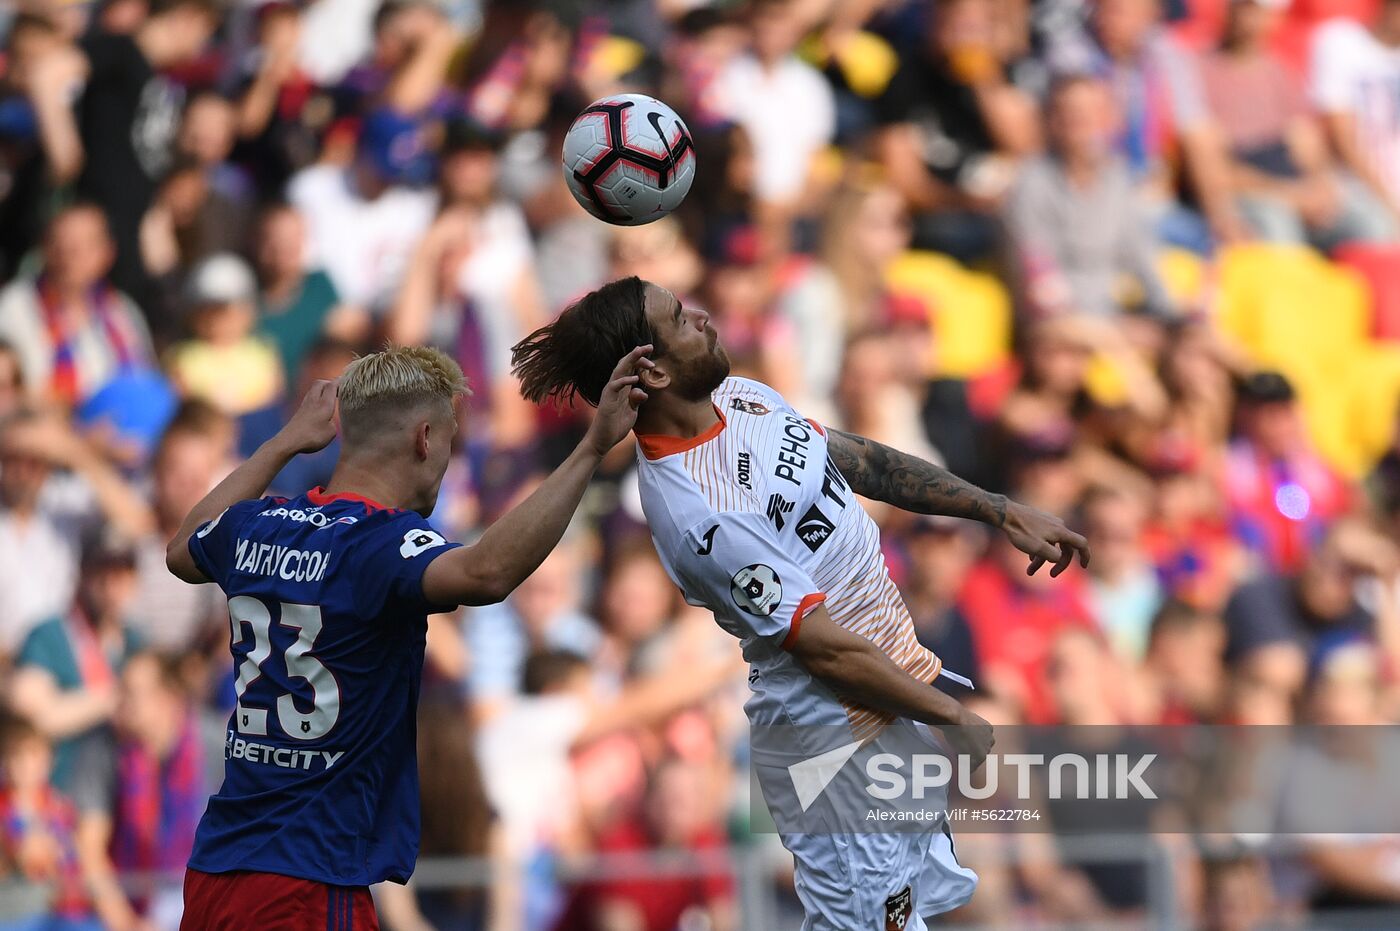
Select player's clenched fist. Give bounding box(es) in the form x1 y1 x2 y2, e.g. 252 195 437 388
945 706 995 773
274 379 339 454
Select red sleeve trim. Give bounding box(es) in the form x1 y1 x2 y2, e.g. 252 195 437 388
782 592 827 650
805 418 826 437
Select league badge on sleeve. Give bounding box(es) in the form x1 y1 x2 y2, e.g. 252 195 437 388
731 564 782 616
400 528 447 558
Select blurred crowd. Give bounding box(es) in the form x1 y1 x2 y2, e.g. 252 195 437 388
1 0 1400 928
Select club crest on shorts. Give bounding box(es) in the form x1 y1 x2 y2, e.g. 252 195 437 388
884 885 912 931
730 564 782 616
730 397 770 416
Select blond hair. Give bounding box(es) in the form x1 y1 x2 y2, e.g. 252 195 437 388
338 346 468 442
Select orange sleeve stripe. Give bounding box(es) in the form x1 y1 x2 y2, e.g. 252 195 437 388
782 592 827 650
806 418 826 437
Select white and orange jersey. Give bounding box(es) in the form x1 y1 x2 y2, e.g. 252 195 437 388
636 377 943 739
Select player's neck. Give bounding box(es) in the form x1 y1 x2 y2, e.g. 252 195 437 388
321 460 412 511
634 396 721 440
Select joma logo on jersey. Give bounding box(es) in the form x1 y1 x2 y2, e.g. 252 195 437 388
730 397 770 416
795 505 836 552
737 451 753 490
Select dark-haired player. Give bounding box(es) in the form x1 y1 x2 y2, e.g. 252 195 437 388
512 277 1090 930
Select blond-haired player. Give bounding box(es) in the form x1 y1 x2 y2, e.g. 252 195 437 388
164 344 651 930
513 277 1090 930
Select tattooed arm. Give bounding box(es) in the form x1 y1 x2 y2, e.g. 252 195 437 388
826 428 1091 577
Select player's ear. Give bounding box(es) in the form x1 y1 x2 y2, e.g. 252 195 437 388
639 362 670 392
414 420 431 461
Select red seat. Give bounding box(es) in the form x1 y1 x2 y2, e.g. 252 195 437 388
1335 244 1400 341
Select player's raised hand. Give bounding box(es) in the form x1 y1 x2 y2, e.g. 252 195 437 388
585 345 653 457
1001 499 1091 578
275 379 339 454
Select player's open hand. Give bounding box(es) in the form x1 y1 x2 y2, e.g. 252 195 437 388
585 345 653 457
275 379 338 455
1002 499 1091 577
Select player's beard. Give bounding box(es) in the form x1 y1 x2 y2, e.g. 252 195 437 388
672 335 731 402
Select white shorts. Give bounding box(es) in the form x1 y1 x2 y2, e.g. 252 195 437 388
756 720 978 930
783 817 977 930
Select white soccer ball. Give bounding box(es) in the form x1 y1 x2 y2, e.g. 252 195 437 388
561 94 697 226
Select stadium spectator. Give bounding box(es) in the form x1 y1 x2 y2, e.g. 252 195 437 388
287 110 436 314
0 205 154 408
958 530 1096 722
163 253 282 417
874 0 1038 262
0 715 97 929
8 531 144 794
1142 599 1227 723
390 118 545 423
1223 519 1397 665
232 0 326 200
476 649 737 930
899 516 985 698
1044 0 1244 250
0 410 152 655
49 0 221 327
1223 371 1350 574
571 756 737 931
72 653 206 930
1311 0 1400 232
131 402 232 654
1081 484 1163 660
714 0 835 217
466 538 602 721
251 203 360 385
140 154 255 309
1202 0 1397 246
1006 74 1175 319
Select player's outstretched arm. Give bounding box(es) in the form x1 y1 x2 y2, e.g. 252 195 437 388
825 427 1090 577
165 381 338 583
788 603 994 767
422 346 652 606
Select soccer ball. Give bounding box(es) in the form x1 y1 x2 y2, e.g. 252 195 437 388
562 94 696 226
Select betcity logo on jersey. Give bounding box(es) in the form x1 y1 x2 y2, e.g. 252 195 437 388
225 731 345 771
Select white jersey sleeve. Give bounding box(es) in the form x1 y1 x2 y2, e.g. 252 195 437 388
669 510 826 651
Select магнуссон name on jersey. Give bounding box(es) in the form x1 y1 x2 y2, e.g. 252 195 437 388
234 538 330 581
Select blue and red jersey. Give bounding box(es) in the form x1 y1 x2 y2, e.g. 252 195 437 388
185 487 461 886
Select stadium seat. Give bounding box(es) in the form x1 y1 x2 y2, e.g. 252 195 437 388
1334 244 1400 342
1214 243 1388 475
883 250 1012 379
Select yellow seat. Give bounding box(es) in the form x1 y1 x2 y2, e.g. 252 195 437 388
884 251 1012 379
